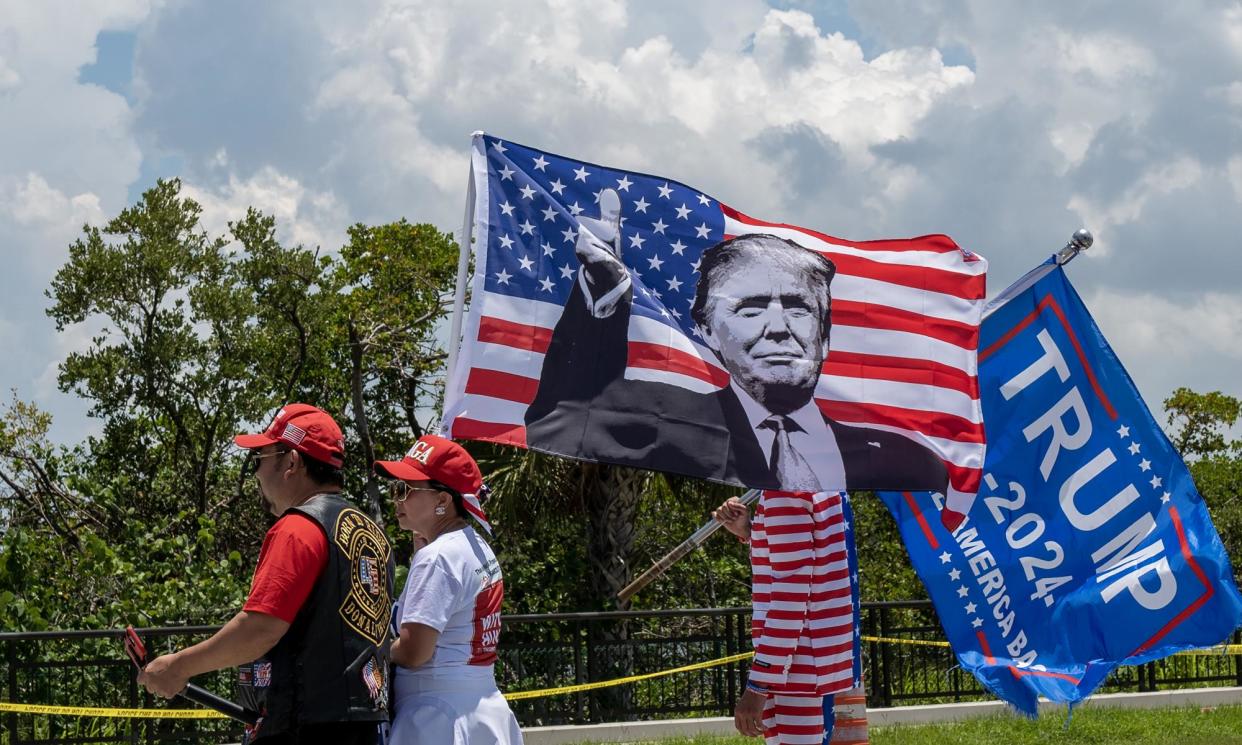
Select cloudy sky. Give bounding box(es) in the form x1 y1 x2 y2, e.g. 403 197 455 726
3 0 1241 443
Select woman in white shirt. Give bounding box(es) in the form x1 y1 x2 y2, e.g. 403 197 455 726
375 435 523 745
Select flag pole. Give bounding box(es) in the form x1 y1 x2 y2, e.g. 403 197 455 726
444 136 480 394
617 489 762 602
983 228 1093 320
1055 228 1094 266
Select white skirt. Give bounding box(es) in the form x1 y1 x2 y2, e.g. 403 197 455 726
390 670 523 745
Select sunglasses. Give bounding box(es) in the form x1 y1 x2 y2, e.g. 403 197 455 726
244 449 288 476
389 481 443 504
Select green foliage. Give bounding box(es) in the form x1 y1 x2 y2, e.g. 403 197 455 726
851 491 927 602
1165 387 1242 460
1163 388 1242 584
46 179 258 516
600 705 1242 745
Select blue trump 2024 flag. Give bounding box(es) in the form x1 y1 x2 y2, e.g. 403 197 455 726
880 258 1242 715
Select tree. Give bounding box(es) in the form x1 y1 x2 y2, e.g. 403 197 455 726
326 220 460 521
1164 388 1242 583
1165 387 1242 460
46 179 270 518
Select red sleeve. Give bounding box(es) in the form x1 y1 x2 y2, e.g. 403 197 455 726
243 513 329 624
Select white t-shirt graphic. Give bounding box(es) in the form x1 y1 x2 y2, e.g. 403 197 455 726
395 526 504 680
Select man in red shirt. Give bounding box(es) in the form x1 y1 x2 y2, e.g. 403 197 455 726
139 404 394 744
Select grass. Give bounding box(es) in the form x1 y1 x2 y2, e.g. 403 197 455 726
563 704 1242 745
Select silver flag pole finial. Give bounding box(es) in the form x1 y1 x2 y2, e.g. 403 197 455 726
1056 228 1093 266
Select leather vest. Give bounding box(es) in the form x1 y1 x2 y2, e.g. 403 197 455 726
237 493 395 738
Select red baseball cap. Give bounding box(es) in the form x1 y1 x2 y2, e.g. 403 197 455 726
374 435 481 495
375 435 492 533
234 403 345 469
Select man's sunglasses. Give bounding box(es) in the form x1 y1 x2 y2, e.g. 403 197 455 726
389 481 443 504
244 449 288 476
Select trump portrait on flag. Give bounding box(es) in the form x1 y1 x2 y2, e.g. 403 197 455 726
524 188 948 494
441 134 988 526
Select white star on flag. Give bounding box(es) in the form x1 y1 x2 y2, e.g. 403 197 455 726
495 268 512 285
666 276 683 292
675 204 691 219
573 166 590 182
1139 459 1152 472
634 197 650 213
616 175 633 192
1150 475 1163 489
651 218 668 234
541 206 558 221
550 179 566 195
498 235 514 249
532 154 549 171
499 201 515 216
670 240 687 255
629 234 646 249
695 222 711 238
939 552 952 564
518 256 534 272
518 220 535 235
541 242 555 256
519 184 536 200
647 255 664 270
538 277 555 292
657 183 672 199
499 165 515 180
1118 424 1130 437
559 264 575 279
956 586 969 598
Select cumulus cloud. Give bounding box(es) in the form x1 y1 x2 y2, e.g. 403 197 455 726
2 173 104 233
0 1 153 441
181 164 349 252
132 1 972 235
1088 288 1242 406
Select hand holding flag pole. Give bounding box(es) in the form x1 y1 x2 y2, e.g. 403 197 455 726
124 625 260 726
617 489 761 602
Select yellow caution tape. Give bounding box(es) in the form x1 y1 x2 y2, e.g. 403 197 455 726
504 651 756 701
861 635 951 649
0 701 224 718
1175 644 1242 656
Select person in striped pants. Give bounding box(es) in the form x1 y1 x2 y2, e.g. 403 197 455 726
715 492 868 745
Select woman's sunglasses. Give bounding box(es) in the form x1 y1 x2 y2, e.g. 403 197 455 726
389 481 443 504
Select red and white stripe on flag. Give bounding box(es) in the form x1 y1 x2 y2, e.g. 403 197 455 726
442 137 986 523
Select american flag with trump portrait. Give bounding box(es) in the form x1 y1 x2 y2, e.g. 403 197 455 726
441 133 987 530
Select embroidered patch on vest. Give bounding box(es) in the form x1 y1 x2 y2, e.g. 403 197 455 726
362 656 388 709
334 508 392 646
253 661 272 688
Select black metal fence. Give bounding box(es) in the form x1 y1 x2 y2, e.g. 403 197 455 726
4 602 1241 743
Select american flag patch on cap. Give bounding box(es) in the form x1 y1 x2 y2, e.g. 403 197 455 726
281 422 307 445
